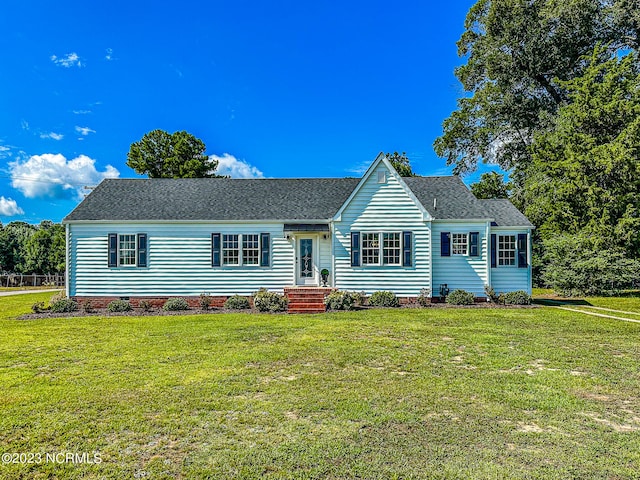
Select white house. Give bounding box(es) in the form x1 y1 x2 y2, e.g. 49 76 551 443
63 153 533 310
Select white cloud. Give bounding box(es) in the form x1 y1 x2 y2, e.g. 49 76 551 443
40 132 64 140
73 109 91 115
0 197 24 216
0 144 14 159
75 126 95 136
105 48 113 60
212 153 264 178
21 120 29 130
51 52 82 68
9 153 119 199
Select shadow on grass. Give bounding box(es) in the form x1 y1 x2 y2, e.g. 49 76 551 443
615 290 640 298
533 298 593 307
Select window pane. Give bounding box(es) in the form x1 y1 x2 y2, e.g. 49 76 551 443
223 234 239 265
242 234 259 265
498 235 516 266
452 233 468 255
383 232 401 265
362 233 380 265
119 234 136 266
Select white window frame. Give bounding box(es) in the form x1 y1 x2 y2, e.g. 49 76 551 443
382 232 401 265
451 233 468 255
118 234 137 267
242 234 260 266
222 234 240 266
361 232 380 265
360 232 403 266
222 233 261 267
498 234 516 266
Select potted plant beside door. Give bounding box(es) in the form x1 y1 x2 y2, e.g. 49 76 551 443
321 269 330 287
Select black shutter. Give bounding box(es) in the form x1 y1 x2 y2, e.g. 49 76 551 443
137 234 147 267
108 233 118 267
402 231 412 267
260 233 270 267
490 234 497 268
351 232 360 267
517 234 528 268
440 232 450 256
469 232 479 257
211 233 221 267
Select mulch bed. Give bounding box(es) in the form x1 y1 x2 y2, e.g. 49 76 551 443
18 302 537 320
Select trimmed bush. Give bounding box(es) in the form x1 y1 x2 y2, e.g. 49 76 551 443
50 298 79 313
324 290 359 311
199 293 213 310
107 300 132 312
82 300 95 314
417 288 431 307
503 290 532 305
484 284 500 304
31 302 47 314
163 297 190 311
49 292 65 304
446 289 474 305
368 291 400 308
139 300 152 312
224 295 251 310
253 288 288 313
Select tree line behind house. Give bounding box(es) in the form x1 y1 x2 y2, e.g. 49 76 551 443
0 221 65 275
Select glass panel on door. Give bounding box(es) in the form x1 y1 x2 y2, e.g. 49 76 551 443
300 239 313 278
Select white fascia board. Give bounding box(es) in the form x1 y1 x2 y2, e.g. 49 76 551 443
64 219 332 225
332 152 432 222
489 225 536 230
432 218 494 224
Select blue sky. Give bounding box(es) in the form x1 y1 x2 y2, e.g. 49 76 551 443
0 0 499 224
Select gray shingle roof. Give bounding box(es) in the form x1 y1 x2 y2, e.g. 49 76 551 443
404 176 491 220
478 199 534 227
64 178 360 222
64 175 532 227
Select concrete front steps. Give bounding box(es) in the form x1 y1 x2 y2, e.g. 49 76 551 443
284 287 334 314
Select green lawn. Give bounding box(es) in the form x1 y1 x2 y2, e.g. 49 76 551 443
1 293 639 479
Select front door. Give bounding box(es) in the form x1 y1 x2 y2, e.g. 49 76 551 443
296 237 317 285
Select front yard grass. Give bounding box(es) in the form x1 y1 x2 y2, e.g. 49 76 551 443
1 293 639 479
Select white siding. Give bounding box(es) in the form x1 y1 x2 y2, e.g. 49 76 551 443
333 165 430 296
490 229 532 294
431 222 489 297
318 235 331 273
69 223 294 296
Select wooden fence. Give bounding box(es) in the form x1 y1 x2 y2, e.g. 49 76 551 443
0 274 65 288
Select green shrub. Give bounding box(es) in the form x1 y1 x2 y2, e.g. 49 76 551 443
542 234 640 296
446 289 475 305
199 293 213 310
31 302 48 314
324 290 359 311
107 299 132 312
484 284 500 304
253 288 288 313
50 298 79 313
49 291 65 304
368 291 400 308
224 295 250 310
417 288 431 307
503 290 532 305
163 297 190 311
82 300 95 313
139 300 153 312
